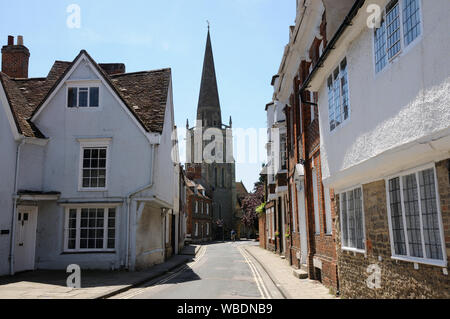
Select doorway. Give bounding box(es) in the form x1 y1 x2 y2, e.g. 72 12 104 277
14 206 38 273
171 213 176 254
277 198 283 253
297 182 308 267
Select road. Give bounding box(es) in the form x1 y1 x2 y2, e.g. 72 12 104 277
112 241 284 299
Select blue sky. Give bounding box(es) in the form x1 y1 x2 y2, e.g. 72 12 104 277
0 0 295 191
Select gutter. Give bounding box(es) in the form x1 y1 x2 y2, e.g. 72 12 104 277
299 0 365 96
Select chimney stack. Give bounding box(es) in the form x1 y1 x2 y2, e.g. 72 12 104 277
1 35 30 78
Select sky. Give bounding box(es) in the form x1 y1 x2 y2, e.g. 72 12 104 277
0 0 296 192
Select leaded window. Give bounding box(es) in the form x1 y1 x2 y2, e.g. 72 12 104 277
387 167 445 264
374 0 422 73
327 58 349 132
340 187 365 251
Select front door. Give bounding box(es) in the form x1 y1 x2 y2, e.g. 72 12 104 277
15 206 38 273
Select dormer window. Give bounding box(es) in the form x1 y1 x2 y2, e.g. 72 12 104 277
68 86 100 108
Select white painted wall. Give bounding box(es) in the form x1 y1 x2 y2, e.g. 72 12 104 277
316 0 450 190
0 86 17 275
30 59 157 270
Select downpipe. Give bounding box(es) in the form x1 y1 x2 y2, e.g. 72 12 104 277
125 143 157 270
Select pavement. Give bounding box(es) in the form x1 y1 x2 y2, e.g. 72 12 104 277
0 245 201 299
242 244 337 299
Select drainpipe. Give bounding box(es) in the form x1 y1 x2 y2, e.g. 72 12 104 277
125 141 158 270
9 138 25 275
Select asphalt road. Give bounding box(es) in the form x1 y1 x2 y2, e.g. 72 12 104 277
112 241 283 299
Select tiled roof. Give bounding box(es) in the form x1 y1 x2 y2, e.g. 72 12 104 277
0 51 171 137
110 69 171 133
236 182 248 198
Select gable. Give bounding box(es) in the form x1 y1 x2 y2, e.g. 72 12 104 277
31 51 171 135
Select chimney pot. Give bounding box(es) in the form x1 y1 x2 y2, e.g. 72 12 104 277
17 36 23 46
7 36 14 46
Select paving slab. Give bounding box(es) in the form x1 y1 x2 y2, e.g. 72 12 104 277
0 247 199 299
243 244 337 299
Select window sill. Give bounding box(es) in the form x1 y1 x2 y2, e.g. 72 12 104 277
342 247 366 255
62 250 116 255
391 255 447 268
78 188 108 192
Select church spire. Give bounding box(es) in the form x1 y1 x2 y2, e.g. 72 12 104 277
197 27 222 128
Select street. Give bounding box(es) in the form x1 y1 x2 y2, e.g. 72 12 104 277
112 241 283 299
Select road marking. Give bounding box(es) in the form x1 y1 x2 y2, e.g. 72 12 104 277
238 246 271 299
116 246 208 299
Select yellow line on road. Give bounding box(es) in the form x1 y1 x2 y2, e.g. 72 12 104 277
238 246 271 299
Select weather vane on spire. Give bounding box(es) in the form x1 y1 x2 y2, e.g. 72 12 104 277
207 20 210 30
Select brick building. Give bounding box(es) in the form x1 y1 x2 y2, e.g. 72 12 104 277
303 0 450 298
265 0 450 298
263 0 355 294
185 178 213 244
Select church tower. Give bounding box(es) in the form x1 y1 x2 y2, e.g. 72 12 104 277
186 28 237 239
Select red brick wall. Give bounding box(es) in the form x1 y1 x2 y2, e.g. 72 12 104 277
259 213 266 249
1 45 29 78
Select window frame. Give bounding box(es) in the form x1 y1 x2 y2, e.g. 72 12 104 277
78 139 111 192
66 81 101 109
63 205 118 253
373 0 423 75
385 163 447 267
338 185 366 254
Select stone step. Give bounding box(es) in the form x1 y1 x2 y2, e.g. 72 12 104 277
293 269 308 280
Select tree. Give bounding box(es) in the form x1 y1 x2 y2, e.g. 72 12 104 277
241 183 265 238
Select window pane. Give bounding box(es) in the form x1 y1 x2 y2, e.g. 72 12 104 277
402 174 423 258
354 188 365 250
78 88 88 107
68 88 77 107
389 177 407 256
340 59 349 121
374 18 387 72
347 190 356 248
403 0 421 46
386 0 401 59
419 169 443 260
341 193 348 248
327 76 335 131
333 69 341 128
89 87 99 107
